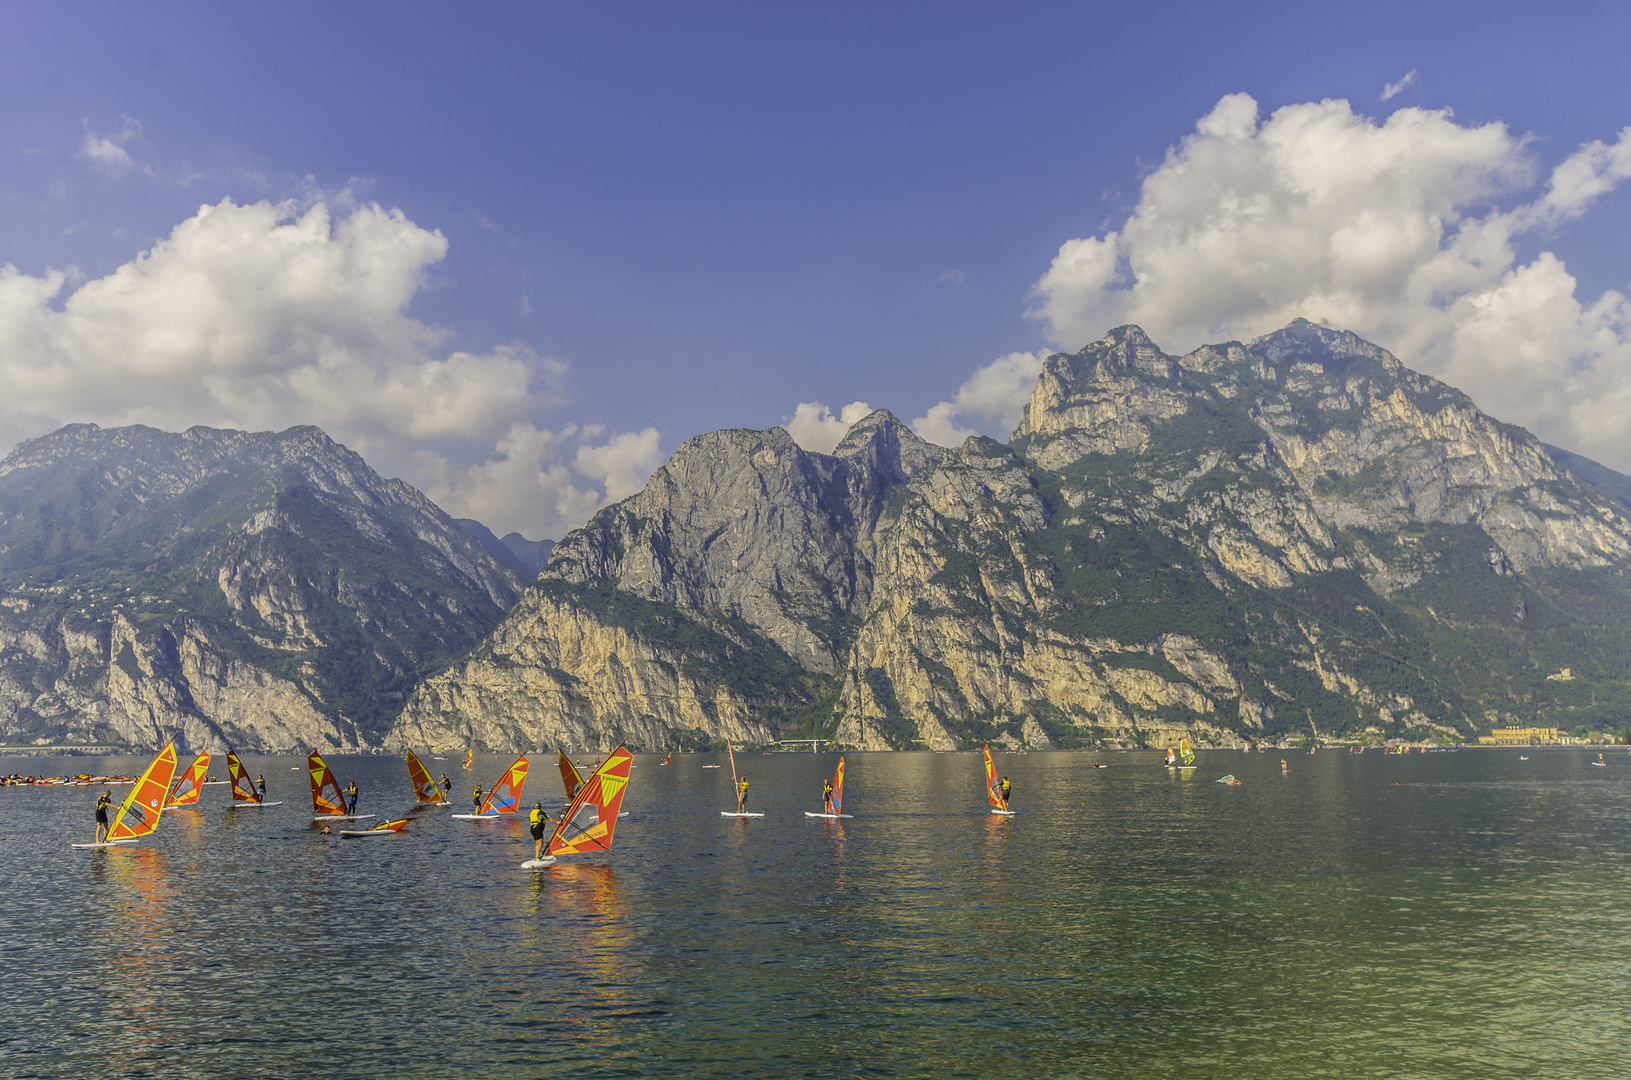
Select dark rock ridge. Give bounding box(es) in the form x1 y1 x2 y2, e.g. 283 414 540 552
0 424 523 752
390 320 1631 753
457 519 554 578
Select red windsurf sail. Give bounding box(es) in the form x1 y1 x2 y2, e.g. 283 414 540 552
108 743 179 841
226 751 260 803
166 751 210 807
831 756 846 815
309 752 346 815
405 751 445 803
983 744 1007 810
558 751 584 801
478 755 530 814
545 746 633 857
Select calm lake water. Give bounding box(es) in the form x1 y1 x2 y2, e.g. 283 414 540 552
4 747 1630 1078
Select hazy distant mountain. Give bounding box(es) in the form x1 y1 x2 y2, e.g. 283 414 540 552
0 424 523 752
456 519 554 579
390 320 1631 754
1543 444 1631 511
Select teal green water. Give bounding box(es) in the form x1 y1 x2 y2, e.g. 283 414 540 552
3 748 1629 1077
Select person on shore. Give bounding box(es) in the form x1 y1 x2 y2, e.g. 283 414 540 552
999 776 1012 808
822 778 834 815
473 784 485 814
94 789 113 844
736 776 749 813
345 781 359 816
529 801 551 860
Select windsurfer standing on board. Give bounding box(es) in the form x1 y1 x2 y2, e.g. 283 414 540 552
256 774 267 800
999 776 1012 808
529 801 551 861
439 773 453 798
345 781 359 816
736 776 749 814
822 777 834 815
94 789 112 844
473 784 484 815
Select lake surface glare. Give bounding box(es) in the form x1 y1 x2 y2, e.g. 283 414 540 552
4 747 1629 1078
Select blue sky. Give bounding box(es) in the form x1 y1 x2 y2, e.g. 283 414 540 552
3 2 1630 537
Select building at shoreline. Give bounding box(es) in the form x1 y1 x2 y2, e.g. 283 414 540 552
1478 726 1560 745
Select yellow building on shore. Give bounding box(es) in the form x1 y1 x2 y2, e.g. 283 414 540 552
1479 726 1560 745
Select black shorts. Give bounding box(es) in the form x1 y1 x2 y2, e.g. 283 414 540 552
95 809 108 824
529 823 546 840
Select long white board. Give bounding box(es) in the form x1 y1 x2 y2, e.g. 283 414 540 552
71 839 139 849
313 813 375 821
720 811 764 817
804 812 853 819
227 801 283 809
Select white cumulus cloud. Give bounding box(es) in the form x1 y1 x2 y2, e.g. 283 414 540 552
784 400 873 453
0 197 659 538
1029 93 1631 471
912 351 1047 447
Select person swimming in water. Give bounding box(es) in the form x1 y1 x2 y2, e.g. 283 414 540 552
529 801 552 860
94 788 112 844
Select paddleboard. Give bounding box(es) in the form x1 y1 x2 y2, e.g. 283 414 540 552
1592 762 1607 767
227 801 283 808
720 811 764 817
990 809 1016 816
701 764 722 768
1177 766 1197 771
451 813 505 820
804 812 853 819
521 857 556 869
71 839 139 849
313 813 375 821
339 828 398 838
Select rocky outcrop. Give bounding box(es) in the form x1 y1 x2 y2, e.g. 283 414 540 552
389 321 1631 753
0 423 524 751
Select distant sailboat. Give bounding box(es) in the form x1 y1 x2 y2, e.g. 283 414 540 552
721 742 763 817
452 755 530 820
463 749 474 770
1178 737 1197 770
225 750 281 808
74 743 178 848
805 755 851 819
165 751 211 808
984 744 1014 815
405 751 449 805
660 752 672 766
310 752 372 821
525 746 634 868
340 817 410 839
558 751 584 802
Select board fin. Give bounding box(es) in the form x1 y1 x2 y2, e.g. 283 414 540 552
109 743 179 841
165 750 210 808
557 751 584 802
405 751 445 803
479 754 530 814
545 746 633 857
308 752 347 816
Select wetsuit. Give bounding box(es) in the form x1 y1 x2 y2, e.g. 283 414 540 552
529 805 549 840
999 779 1011 806
822 781 834 814
345 782 358 815
95 792 112 840
473 787 484 813
738 779 749 811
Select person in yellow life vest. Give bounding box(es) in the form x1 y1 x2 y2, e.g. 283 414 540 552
529 801 551 860
94 789 113 844
345 780 359 816
822 778 834 815
473 784 485 814
999 776 1011 808
736 776 749 813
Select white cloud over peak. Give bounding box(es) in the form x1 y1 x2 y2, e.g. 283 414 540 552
784 400 873 453
1029 93 1631 471
0 197 658 538
912 350 1046 447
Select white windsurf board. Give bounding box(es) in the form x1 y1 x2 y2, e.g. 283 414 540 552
339 828 397 838
313 813 375 821
451 813 506 820
990 809 1016 816
521 857 556 869
71 839 139 849
720 811 764 817
228 801 283 809
804 812 853 819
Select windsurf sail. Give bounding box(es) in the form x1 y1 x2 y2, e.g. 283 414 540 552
983 744 1007 810
405 751 445 803
728 742 740 798
308 752 347 815
661 752 672 765
463 749 474 769
545 746 633 857
831 755 846 815
108 743 179 841
226 750 260 803
478 755 530 814
1179 737 1196 766
371 818 410 832
165 751 210 807
557 751 584 801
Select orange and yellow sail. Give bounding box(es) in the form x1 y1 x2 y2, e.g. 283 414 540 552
830 756 846 815
165 751 210 808
463 749 474 769
558 751 584 801
545 746 633 857
405 751 445 803
983 744 1007 810
226 750 260 803
309 752 346 815
108 743 179 841
478 755 530 814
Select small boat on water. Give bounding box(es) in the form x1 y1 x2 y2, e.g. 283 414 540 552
1216 774 1241 786
660 752 672 766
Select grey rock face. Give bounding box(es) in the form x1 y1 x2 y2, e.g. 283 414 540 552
0 423 523 752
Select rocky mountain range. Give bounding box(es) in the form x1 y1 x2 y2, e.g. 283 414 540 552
0 424 523 752
387 320 1631 754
